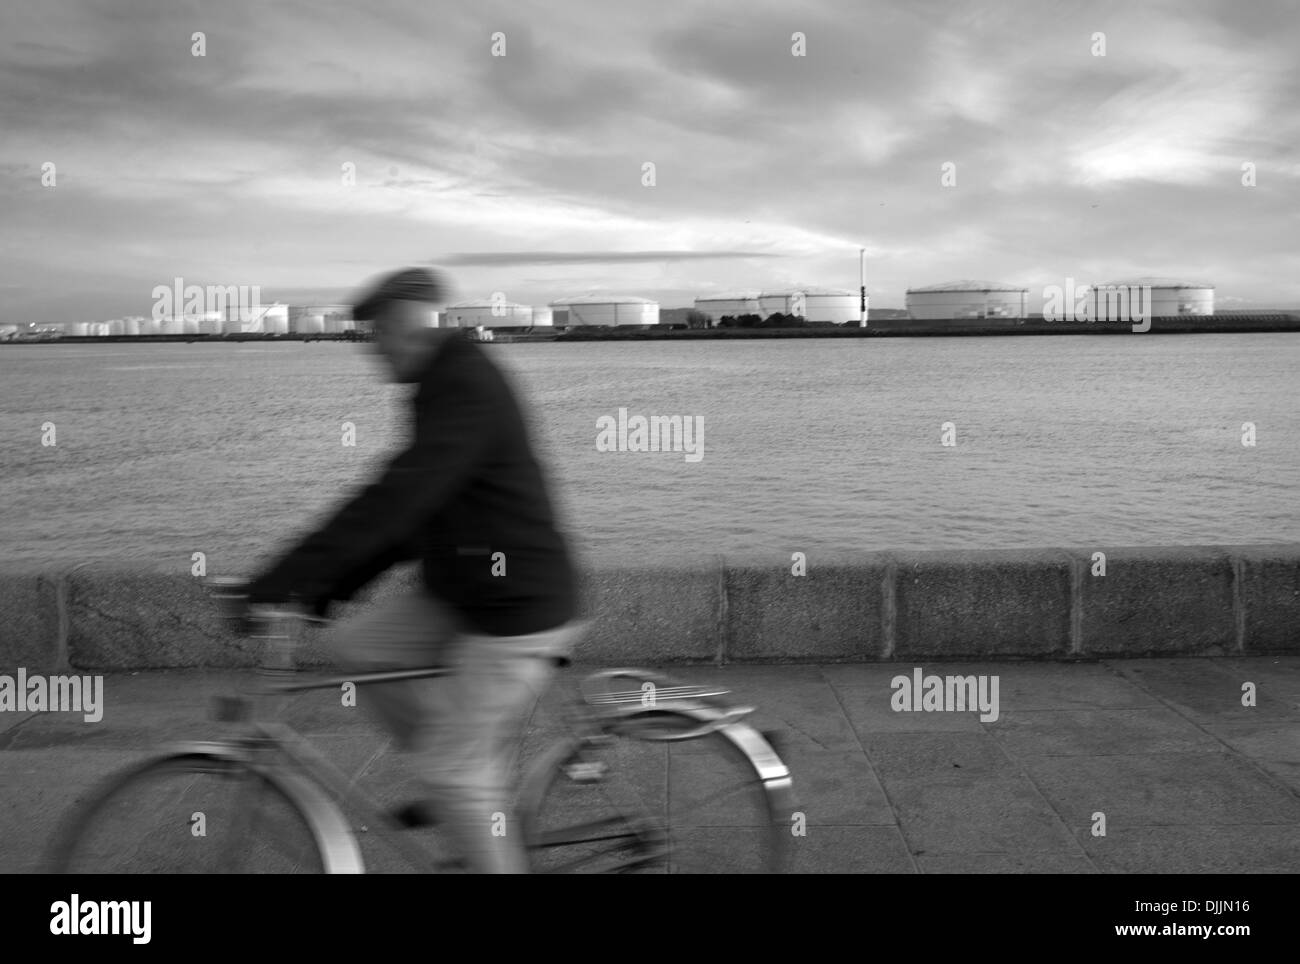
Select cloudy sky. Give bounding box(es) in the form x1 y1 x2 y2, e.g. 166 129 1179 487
1 0 1297 325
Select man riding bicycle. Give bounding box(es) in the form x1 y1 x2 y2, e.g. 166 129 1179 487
242 266 583 873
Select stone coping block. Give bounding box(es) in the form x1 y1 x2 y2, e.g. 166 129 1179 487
0 545 1295 670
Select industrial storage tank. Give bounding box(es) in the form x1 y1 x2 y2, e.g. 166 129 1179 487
1090 277 1214 318
291 305 351 334
160 317 185 335
121 318 141 336
287 307 313 334
550 295 659 327
694 291 763 320
906 281 1029 321
756 287 862 322
226 304 288 333
530 306 554 327
262 306 289 334
288 306 312 333
107 319 126 336
800 286 860 323
442 300 535 329
757 290 798 316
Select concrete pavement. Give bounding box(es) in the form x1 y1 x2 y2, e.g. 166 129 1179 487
2 656 1297 873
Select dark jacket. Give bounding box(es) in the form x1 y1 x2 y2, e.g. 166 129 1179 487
246 335 578 636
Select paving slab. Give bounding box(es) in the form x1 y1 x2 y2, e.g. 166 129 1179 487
1 657 1296 874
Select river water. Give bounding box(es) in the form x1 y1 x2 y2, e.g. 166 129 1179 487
1 335 1296 570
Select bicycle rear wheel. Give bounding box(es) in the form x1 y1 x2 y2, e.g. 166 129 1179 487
523 711 790 874
45 750 328 873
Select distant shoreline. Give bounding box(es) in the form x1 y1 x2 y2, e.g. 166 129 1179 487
4 312 1300 344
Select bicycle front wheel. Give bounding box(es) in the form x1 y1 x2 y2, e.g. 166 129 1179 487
45 749 330 873
523 711 790 874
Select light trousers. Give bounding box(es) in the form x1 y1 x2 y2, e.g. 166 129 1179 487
322 588 583 873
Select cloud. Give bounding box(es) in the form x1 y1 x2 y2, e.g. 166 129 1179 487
0 0 1297 322
437 250 782 266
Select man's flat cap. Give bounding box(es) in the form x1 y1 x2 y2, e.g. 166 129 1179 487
351 267 449 320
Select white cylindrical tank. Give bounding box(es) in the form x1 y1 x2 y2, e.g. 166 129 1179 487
757 290 797 316
800 286 859 323
906 281 1029 320
264 304 289 333
121 318 141 336
161 317 185 335
694 292 763 319
530 306 553 327
442 300 535 329
107 319 125 335
71 322 91 336
550 295 659 327
233 304 287 333
1091 277 1214 318
755 288 861 322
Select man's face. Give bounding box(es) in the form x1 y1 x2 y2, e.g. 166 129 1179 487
370 300 442 382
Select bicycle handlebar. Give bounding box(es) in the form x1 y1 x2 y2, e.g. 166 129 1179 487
201 576 330 633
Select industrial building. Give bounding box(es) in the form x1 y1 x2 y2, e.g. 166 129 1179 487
220 304 289 334
906 281 1029 321
550 294 659 327
441 300 544 329
696 287 863 324
289 306 322 335
799 286 861 323
757 290 800 317
752 288 861 323
694 292 763 320
1091 277 1214 318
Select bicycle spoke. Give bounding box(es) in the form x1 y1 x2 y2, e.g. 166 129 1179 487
526 719 785 874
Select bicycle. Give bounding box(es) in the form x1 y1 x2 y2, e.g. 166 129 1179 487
43 577 797 873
